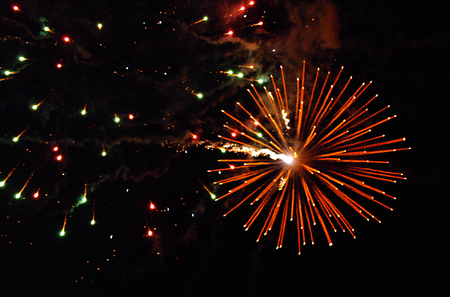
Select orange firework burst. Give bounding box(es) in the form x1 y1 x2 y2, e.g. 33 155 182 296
208 61 410 254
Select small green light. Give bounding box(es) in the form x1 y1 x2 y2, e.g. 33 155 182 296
32 105 38 110
18 56 26 61
257 79 264 84
203 16 208 21
211 194 216 199
0 181 5 187
13 137 19 142
197 93 203 99
220 148 226 153
102 151 107 157
114 117 120 123
44 26 50 31
4 71 11 76
91 220 96 225
81 110 86 115
257 132 263 138
227 70 233 75
60 230 65 236
15 193 21 199
238 73 244 78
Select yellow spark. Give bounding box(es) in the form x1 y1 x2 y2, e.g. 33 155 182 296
189 16 208 26
13 126 30 142
1 164 20 187
197 178 216 199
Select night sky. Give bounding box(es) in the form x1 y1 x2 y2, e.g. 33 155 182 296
1 0 448 296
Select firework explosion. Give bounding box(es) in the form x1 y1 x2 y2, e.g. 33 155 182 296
208 62 410 254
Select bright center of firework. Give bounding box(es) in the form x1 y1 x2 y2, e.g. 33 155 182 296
281 154 294 165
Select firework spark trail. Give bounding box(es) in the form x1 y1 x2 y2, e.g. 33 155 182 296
208 62 410 254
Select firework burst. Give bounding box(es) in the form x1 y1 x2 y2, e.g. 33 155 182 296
208 61 410 254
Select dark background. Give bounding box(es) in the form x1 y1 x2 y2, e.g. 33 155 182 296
1 0 447 296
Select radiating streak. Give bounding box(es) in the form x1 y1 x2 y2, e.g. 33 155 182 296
1 164 20 185
342 106 391 133
306 71 330 138
328 134 386 152
302 67 320 136
310 67 342 130
197 178 215 198
213 168 269 184
237 102 284 150
280 66 289 113
17 171 35 197
215 169 274 201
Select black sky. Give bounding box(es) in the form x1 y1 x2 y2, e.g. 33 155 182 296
1 0 448 296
